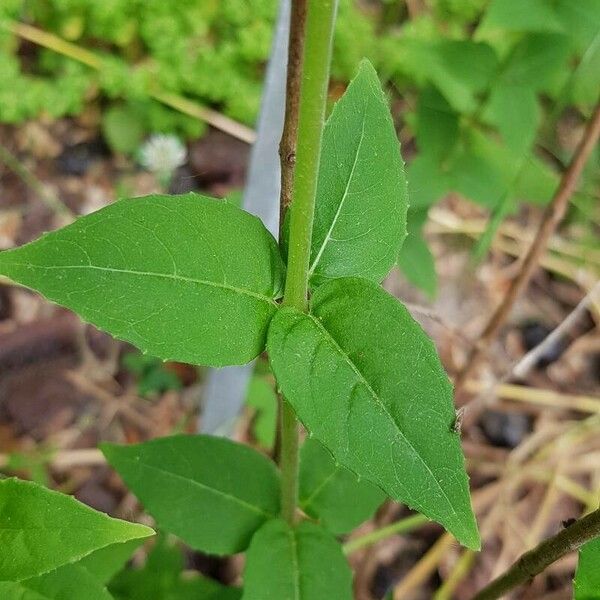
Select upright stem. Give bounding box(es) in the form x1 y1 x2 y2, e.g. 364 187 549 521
282 0 338 312
278 0 338 525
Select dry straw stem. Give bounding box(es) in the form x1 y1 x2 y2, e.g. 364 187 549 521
0 448 104 471
455 101 600 393
3 21 256 144
0 142 74 220
461 280 600 427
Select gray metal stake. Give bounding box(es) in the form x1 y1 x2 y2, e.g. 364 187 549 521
200 0 289 434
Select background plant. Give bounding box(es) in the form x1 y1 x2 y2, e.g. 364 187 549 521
1 1 598 298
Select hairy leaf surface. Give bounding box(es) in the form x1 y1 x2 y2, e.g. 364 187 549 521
0 478 153 582
0 194 284 367
308 59 408 286
101 435 280 555
268 278 479 549
242 519 352 600
299 438 386 534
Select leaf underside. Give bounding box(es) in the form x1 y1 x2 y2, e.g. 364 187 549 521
268 277 479 549
0 193 285 367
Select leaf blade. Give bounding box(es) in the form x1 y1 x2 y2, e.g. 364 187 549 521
575 537 600 600
299 438 386 534
0 478 153 582
101 435 280 555
0 193 285 367
308 59 408 286
268 278 479 549
242 519 352 600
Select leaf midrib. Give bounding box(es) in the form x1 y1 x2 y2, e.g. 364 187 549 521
308 105 368 278
3 262 277 306
306 313 458 521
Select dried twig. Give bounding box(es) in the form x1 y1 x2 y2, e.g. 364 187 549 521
0 142 74 220
455 102 600 394
461 281 600 425
471 507 600 600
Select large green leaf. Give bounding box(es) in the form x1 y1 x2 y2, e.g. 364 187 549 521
0 193 284 367
575 537 600 599
299 438 386 534
308 59 408 286
101 435 280 555
268 278 479 549
242 519 352 600
0 478 153 582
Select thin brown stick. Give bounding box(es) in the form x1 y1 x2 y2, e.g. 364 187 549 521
471 507 600 600
455 101 600 395
279 0 307 231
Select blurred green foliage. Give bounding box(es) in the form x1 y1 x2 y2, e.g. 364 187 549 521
122 352 182 398
0 0 598 295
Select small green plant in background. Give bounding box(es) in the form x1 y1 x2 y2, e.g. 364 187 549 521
1 0 598 298
0 1 598 598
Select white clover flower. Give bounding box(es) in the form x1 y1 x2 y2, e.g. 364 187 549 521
139 134 187 178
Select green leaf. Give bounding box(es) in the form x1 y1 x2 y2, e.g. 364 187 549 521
78 539 146 585
483 84 540 155
299 438 386 534
500 33 571 92
480 0 564 33
308 59 408 286
0 582 49 600
12 564 114 600
268 278 479 549
110 536 241 600
101 435 280 555
0 478 153 582
575 537 600 600
246 375 278 450
102 105 145 155
415 87 459 161
427 40 499 113
242 519 353 600
0 193 284 368
397 210 437 299
406 154 450 210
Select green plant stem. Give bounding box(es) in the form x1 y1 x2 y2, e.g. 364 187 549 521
342 513 428 555
472 507 600 600
278 0 338 526
282 0 338 312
